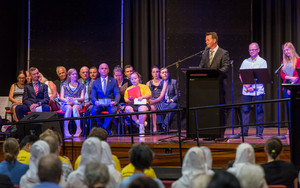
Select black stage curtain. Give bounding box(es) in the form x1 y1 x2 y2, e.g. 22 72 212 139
123 0 165 82
252 0 300 122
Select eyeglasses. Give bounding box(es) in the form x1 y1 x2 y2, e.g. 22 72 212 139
248 49 258 52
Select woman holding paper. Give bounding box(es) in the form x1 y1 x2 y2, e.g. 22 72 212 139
60 68 85 137
146 66 168 133
124 72 152 136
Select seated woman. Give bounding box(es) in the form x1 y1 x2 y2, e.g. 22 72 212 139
60 68 85 137
124 72 152 135
0 138 29 186
261 137 298 188
146 66 167 133
39 72 59 111
8 70 26 121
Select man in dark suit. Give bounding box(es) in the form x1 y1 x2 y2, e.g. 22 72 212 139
16 67 50 120
157 67 178 131
91 63 120 135
199 32 230 74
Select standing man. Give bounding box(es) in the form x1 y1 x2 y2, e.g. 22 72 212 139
157 67 178 131
15 67 50 121
90 66 99 80
79 66 93 112
53 66 67 94
239 42 267 138
91 63 120 135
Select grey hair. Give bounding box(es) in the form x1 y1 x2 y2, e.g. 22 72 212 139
84 162 110 187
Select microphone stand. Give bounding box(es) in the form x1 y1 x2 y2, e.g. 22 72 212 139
275 65 285 139
159 50 205 143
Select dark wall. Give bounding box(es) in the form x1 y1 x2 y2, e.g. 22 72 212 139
30 0 121 81
166 0 252 107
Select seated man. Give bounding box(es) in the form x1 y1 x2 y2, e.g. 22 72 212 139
53 66 67 94
15 67 50 120
157 67 178 131
91 63 120 135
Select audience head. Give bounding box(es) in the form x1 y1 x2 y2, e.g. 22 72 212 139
26 70 31 83
67 68 78 83
80 66 90 81
16 70 27 85
40 129 63 153
78 138 102 179
25 140 50 182
160 67 169 80
99 63 109 78
207 170 241 188
129 176 159 188
42 134 60 154
38 154 62 184
130 143 153 171
237 164 266 188
90 66 99 80
20 135 39 152
84 162 110 188
56 66 67 81
205 32 218 49
88 127 108 141
248 42 260 59
234 143 255 165
113 65 124 83
3 138 19 163
193 174 213 188
130 72 142 86
151 65 161 80
124 65 134 79
282 42 299 66
265 136 283 160
38 72 48 83
29 67 40 82
182 147 207 177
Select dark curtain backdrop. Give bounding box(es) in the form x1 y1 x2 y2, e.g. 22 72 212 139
253 0 300 123
123 0 165 82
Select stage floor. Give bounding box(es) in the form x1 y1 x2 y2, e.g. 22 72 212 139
63 127 291 168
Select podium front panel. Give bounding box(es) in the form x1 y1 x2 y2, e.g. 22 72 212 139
186 69 224 138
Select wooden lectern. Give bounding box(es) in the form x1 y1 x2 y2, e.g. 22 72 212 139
182 67 225 138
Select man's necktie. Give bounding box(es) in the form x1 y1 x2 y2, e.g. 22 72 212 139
209 50 214 65
34 83 38 95
103 79 106 95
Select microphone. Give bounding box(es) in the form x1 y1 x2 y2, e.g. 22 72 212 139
200 46 209 55
274 64 284 74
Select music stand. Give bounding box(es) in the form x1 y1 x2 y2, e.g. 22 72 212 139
239 68 272 138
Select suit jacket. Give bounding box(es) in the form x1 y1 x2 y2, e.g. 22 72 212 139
91 76 120 105
53 79 67 94
23 82 50 108
79 78 94 103
199 46 230 74
166 78 178 103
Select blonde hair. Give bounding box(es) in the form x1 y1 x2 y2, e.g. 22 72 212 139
3 138 20 163
282 42 300 70
39 72 48 83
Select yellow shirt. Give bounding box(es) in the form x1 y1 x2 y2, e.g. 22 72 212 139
17 150 30 165
74 154 121 172
121 163 157 179
59 155 72 167
124 84 152 103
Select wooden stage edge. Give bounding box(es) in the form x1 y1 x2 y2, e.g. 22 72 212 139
63 127 291 169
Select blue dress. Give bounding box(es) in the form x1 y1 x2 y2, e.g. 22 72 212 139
149 80 168 110
61 81 85 110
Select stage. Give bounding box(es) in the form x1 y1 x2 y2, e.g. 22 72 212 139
62 127 291 169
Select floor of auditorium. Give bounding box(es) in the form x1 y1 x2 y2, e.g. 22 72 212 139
63 127 291 169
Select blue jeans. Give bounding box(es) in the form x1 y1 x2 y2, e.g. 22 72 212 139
16 104 50 121
241 94 264 135
157 102 178 128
